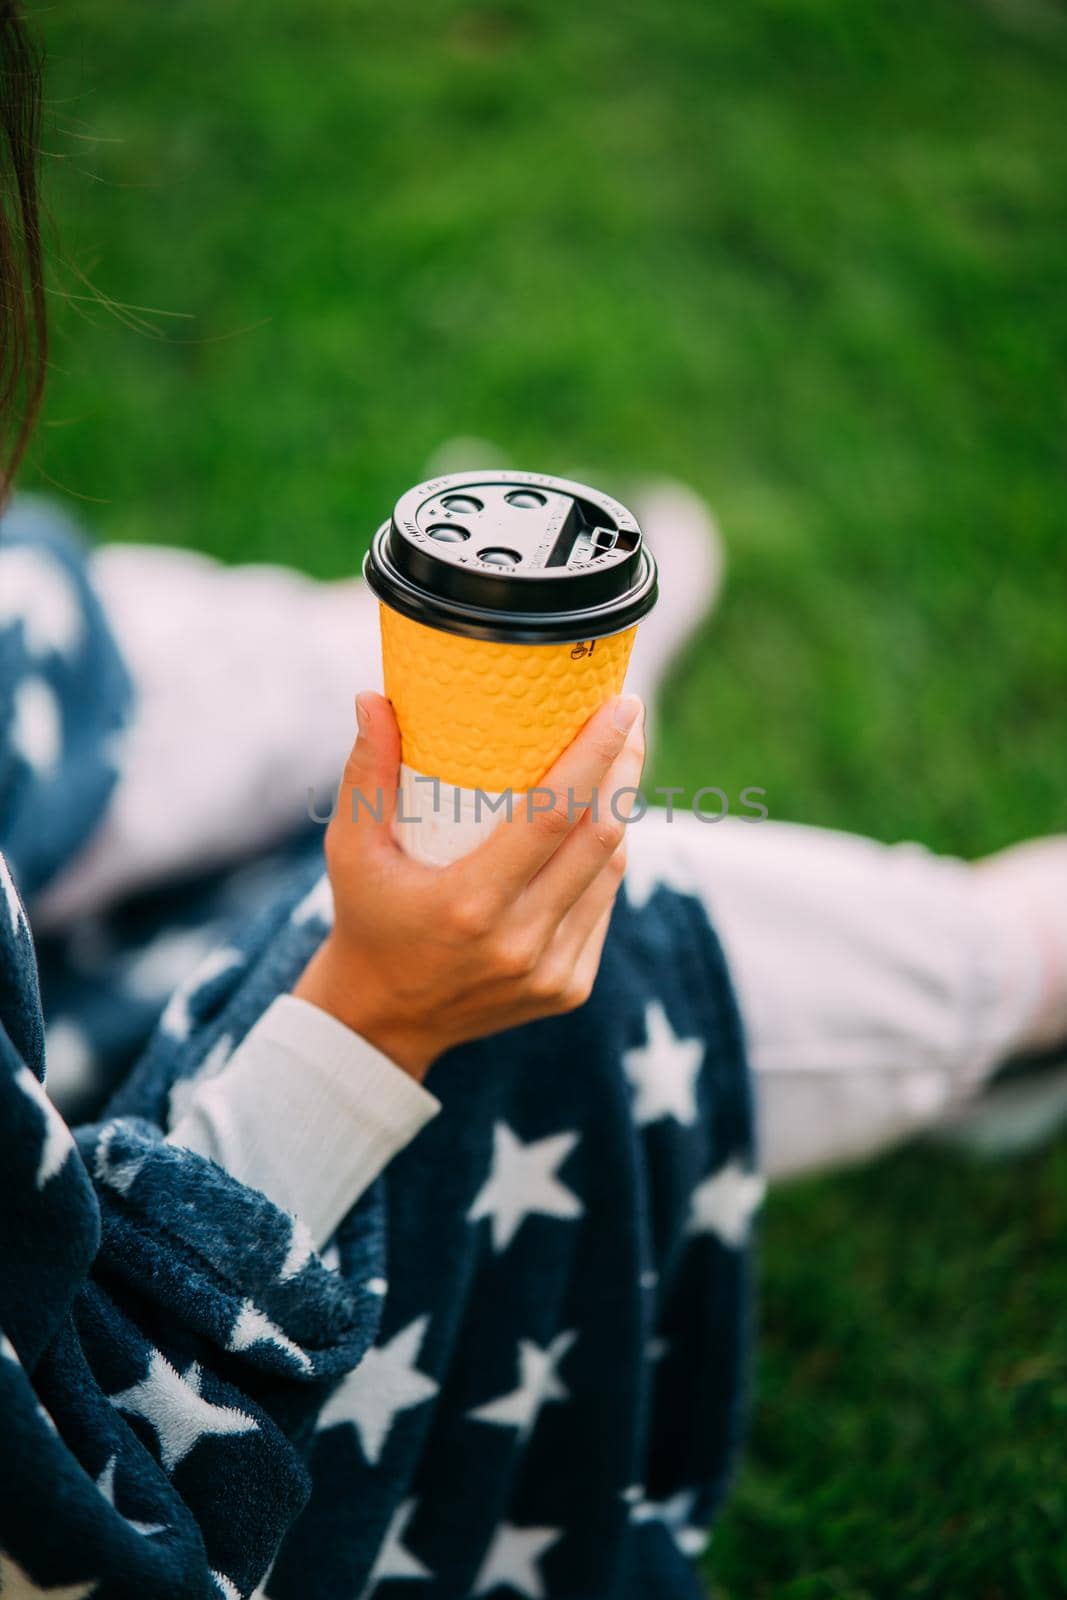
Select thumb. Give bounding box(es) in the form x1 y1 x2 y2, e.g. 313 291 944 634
338 692 401 839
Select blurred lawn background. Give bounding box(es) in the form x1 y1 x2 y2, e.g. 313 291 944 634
33 1 1066 1594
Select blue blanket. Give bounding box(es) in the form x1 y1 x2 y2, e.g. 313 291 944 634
0 506 757 1599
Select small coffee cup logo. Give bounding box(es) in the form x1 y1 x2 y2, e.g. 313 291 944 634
570 640 596 660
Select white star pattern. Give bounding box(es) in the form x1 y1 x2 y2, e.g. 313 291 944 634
631 1487 709 1557
623 843 696 912
14 1066 74 1189
468 1124 583 1253
468 1331 575 1438
166 1033 235 1130
472 1524 561 1599
291 874 334 928
42 1021 95 1108
123 926 222 1003
228 1299 312 1375
36 1403 58 1437
11 676 62 775
0 545 84 656
277 1216 315 1283
358 1499 431 1598
93 1124 146 1197
688 1159 765 1248
160 948 244 1043
316 1316 438 1466
94 1456 165 1538
5 1333 59 1435
0 851 26 936
0 1553 97 1599
158 990 191 1046
109 1350 258 1473
622 1002 703 1127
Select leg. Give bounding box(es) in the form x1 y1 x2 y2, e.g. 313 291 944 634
32 475 725 923
622 481 724 748
625 810 1053 1179
32 543 383 927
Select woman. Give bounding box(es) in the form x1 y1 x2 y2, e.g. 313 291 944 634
2 7 1064 1597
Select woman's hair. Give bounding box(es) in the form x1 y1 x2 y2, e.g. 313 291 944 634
0 1 45 497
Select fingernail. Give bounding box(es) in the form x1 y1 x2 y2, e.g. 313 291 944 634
613 695 642 734
355 695 369 737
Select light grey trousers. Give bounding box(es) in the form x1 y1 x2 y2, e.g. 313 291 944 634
34 545 1038 1180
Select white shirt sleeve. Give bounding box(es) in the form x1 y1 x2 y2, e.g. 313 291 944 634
166 995 440 1249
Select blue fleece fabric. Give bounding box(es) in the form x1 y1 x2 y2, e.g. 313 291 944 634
0 508 758 1599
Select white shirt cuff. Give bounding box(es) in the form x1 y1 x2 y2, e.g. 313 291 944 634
166 995 440 1248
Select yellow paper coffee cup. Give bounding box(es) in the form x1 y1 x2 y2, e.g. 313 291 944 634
364 471 657 864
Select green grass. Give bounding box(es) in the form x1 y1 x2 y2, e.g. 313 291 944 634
33 1 1067 1592
714 1142 1067 1599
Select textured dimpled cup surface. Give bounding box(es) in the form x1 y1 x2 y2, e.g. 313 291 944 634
379 607 638 792
364 471 658 865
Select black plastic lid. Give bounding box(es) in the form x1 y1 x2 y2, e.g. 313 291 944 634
363 470 658 644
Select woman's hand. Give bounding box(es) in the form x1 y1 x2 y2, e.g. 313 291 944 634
293 691 645 1080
